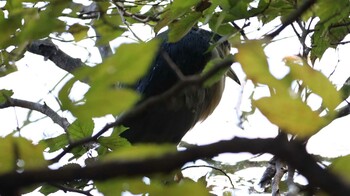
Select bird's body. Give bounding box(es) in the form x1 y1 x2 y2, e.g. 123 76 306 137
120 28 237 144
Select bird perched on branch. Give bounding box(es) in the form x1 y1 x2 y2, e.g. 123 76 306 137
120 28 240 144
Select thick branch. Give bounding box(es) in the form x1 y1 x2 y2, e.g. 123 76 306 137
0 98 70 130
0 137 349 196
27 39 83 73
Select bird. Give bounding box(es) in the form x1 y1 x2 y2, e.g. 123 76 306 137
120 28 240 144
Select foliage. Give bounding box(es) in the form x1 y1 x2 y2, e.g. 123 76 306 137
0 0 350 195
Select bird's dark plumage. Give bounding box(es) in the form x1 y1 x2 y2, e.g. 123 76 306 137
120 28 237 144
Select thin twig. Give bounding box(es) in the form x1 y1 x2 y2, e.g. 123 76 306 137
182 165 235 188
161 51 186 80
266 0 316 39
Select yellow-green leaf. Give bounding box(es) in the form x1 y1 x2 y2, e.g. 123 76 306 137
16 137 47 170
0 136 47 174
0 89 13 103
284 56 342 111
72 89 139 119
235 40 287 92
330 155 350 184
68 23 89 42
102 144 176 162
97 177 209 196
254 95 328 138
90 40 160 86
168 12 202 43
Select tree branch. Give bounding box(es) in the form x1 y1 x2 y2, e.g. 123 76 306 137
1 137 349 196
266 0 316 39
0 98 70 130
27 39 83 73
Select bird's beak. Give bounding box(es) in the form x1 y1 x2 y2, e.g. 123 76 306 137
227 68 240 85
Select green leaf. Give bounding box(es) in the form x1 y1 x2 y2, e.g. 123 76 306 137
168 12 202 43
98 135 130 151
18 1 69 42
254 94 328 138
311 19 350 62
94 14 126 45
310 0 350 62
208 12 236 35
41 134 68 153
39 184 59 195
284 56 342 112
0 89 13 103
330 155 350 184
68 23 89 42
96 177 209 196
67 119 94 141
0 50 18 76
58 77 77 112
154 0 201 32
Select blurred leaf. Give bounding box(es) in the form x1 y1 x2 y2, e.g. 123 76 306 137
330 155 350 184
0 136 47 174
72 89 139 119
58 77 77 111
0 50 18 76
91 40 160 86
0 136 15 174
16 137 47 170
339 77 350 100
68 119 94 141
235 40 288 92
68 23 89 42
168 12 202 43
0 89 14 103
96 177 209 196
208 12 236 35
254 94 328 138
94 15 126 45
59 40 160 119
154 0 201 32
202 57 231 87
19 1 69 42
284 56 342 112
102 144 176 162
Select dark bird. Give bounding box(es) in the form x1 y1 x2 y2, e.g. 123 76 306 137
120 28 240 144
